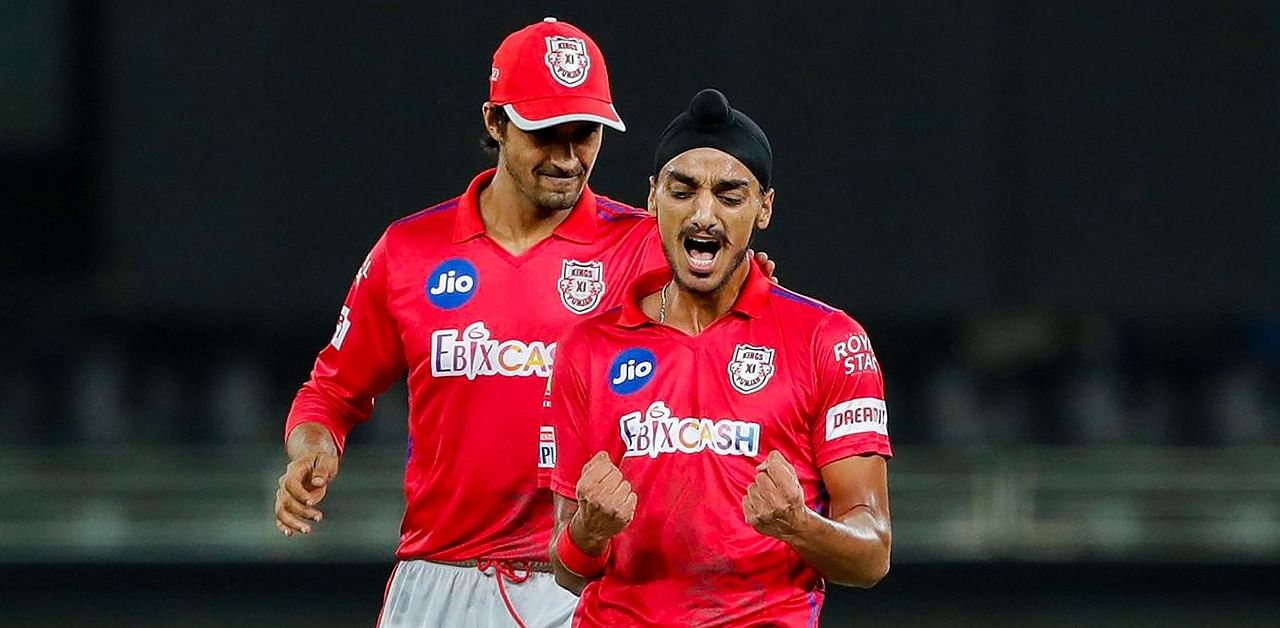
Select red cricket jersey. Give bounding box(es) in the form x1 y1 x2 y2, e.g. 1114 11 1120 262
551 263 892 627
285 169 665 561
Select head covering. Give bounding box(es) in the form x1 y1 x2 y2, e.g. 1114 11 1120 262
652 88 771 188
488 17 625 131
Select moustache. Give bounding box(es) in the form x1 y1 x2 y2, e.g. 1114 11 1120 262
678 225 730 246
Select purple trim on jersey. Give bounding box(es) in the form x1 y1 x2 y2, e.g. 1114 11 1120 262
596 197 636 214
815 486 831 517
806 591 819 627
769 287 836 313
596 198 647 222
392 199 460 226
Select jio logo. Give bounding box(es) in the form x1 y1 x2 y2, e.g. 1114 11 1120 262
609 348 656 395
426 258 478 309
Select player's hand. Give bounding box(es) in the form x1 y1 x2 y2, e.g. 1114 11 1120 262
749 249 779 284
274 452 340 537
743 450 810 541
572 451 637 553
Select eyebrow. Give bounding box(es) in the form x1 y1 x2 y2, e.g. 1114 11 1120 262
667 170 700 188
712 179 751 192
666 169 752 191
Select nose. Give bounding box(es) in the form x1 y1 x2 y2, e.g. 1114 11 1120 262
689 189 718 231
546 140 580 173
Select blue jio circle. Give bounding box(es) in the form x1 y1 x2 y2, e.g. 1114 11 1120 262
425 258 478 309
608 348 657 395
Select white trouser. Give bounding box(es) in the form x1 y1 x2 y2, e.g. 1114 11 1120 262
377 560 577 628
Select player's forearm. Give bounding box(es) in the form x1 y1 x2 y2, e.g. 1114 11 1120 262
285 421 339 461
549 519 590 595
550 498 594 595
784 506 890 588
550 541 589 595
285 387 365 456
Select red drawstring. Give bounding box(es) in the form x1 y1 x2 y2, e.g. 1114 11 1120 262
477 560 532 628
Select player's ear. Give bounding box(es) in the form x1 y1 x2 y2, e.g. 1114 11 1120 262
756 187 774 230
482 102 505 144
646 175 658 215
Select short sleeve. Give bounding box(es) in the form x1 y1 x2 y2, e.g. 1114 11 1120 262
809 312 892 468
549 325 595 499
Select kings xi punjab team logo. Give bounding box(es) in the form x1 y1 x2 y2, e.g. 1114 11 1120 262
558 260 606 314
728 344 776 394
544 36 590 87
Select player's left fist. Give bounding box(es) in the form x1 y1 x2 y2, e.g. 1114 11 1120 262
743 450 809 540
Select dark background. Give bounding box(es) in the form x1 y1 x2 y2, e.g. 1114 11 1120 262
2 1 1278 626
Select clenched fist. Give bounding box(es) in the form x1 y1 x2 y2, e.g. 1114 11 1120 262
743 450 810 540
572 451 637 553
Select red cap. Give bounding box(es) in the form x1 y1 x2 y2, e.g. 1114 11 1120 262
489 17 625 132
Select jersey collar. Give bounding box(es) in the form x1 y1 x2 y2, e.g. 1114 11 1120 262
452 168 598 244
617 258 772 328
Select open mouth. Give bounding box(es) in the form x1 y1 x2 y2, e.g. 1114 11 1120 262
683 235 722 274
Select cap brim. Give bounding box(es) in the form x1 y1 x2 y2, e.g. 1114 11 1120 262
504 99 626 132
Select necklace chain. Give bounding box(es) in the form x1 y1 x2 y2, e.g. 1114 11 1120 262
658 282 669 324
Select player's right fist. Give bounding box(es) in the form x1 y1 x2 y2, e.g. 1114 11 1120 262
572 451 637 551
274 451 340 537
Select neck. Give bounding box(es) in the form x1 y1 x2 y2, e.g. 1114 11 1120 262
658 260 752 335
477 165 573 254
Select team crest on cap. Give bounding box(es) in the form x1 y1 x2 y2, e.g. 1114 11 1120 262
557 259 605 314
544 36 590 87
727 344 776 394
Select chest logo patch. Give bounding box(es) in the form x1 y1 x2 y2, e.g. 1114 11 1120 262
558 259 606 314
609 347 656 395
426 258 478 310
728 344 776 395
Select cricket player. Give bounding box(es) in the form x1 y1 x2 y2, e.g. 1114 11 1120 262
271 19 775 628
549 89 892 626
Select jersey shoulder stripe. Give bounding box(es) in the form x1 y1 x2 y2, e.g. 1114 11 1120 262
769 286 837 314
391 198 460 226
595 197 648 222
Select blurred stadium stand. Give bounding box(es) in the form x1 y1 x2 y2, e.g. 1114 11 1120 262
2 444 1279 564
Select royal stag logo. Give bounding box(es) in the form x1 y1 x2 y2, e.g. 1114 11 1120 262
727 344 776 394
557 259 605 314
544 36 590 87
